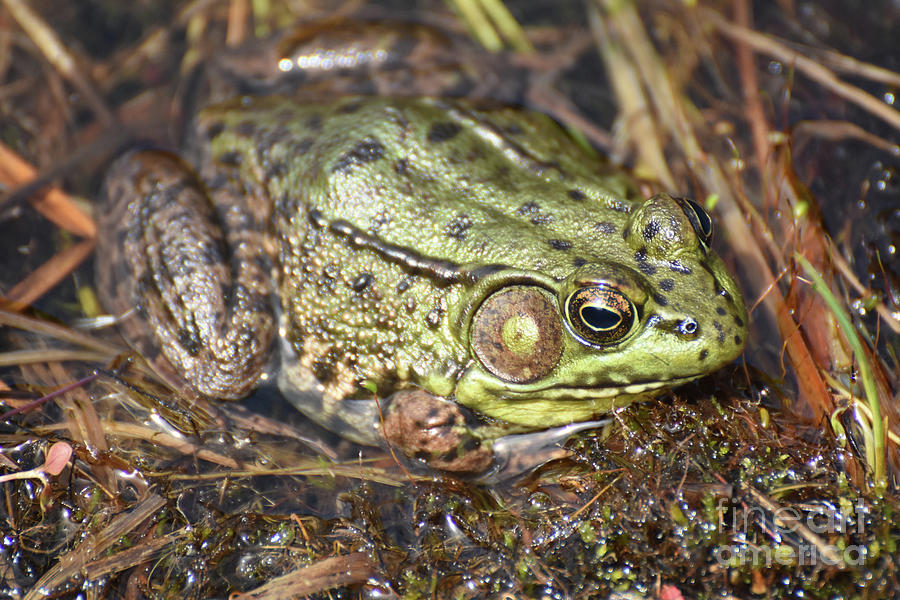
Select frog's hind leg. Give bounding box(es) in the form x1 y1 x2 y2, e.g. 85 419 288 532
96 149 275 399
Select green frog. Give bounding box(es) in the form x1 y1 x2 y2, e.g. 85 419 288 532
96 22 747 472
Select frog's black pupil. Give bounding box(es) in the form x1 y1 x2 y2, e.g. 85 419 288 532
582 305 621 331
683 198 712 240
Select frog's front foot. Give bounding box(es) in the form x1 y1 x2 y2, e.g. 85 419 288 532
381 390 494 473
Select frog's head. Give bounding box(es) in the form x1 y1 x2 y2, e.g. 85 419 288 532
451 194 748 427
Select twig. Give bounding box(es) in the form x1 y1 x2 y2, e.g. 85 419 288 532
0 142 96 238
1 0 115 126
234 552 375 599
709 10 900 133
4 238 96 310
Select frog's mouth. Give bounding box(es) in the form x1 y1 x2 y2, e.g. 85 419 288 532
455 372 703 428
499 374 702 402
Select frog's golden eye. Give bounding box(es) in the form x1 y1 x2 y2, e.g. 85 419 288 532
675 197 713 247
564 286 638 346
471 287 563 384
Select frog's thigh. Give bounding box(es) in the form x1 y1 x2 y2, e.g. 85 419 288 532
382 389 494 472
96 149 274 399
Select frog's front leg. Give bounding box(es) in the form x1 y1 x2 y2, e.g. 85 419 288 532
96 149 275 399
381 390 494 473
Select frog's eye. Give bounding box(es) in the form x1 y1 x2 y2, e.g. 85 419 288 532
564 286 638 346
675 197 713 247
471 287 563 384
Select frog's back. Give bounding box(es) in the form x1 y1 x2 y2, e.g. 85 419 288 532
198 95 642 277
195 97 636 394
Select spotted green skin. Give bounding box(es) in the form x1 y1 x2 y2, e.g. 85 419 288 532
99 93 748 447
209 95 744 421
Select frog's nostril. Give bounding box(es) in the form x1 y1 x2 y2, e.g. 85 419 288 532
676 318 698 337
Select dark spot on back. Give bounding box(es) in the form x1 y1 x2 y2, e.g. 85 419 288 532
505 123 524 135
312 347 342 384
699 349 708 361
568 189 586 201
427 121 463 143
394 158 410 176
659 278 675 291
203 174 228 192
265 161 288 180
642 221 660 241
260 127 292 147
653 293 668 306
572 257 588 268
322 264 339 281
734 335 742 345
232 282 268 315
308 209 328 228
177 327 201 356
396 277 413 294
734 315 744 327
445 214 473 240
236 120 257 136
253 254 270 273
594 222 617 235
305 114 323 132
516 201 553 225
669 260 693 275
425 308 442 328
291 137 314 155
276 191 297 216
716 306 727 316
217 151 242 167
338 100 363 114
350 273 374 292
608 200 631 213
205 121 225 140
713 320 725 343
332 137 385 172
516 202 539 216
549 239 572 251
634 248 657 275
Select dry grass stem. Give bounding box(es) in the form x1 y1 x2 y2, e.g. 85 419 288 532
0 308 122 355
235 552 375 599
0 142 96 239
0 0 114 126
3 238 96 310
708 10 900 133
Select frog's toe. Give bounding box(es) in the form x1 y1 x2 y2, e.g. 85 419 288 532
382 389 494 473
